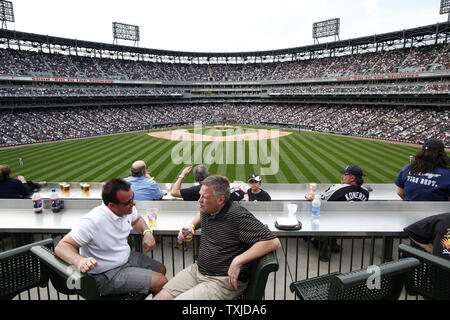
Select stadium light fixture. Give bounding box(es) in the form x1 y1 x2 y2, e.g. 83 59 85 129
112 22 140 46
312 18 340 44
0 0 14 30
440 0 450 21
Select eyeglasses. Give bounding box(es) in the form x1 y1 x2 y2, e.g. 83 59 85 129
118 194 135 206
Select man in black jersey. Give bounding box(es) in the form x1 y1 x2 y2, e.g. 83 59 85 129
305 165 369 202
305 165 370 261
153 175 281 300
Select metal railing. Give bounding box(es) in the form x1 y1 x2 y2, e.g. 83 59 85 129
1 232 422 300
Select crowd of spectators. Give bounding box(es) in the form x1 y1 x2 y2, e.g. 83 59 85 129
0 82 448 98
0 42 448 81
0 104 447 148
0 42 448 149
269 81 450 95
0 85 182 97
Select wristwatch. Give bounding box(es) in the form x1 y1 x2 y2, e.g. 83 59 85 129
178 175 185 179
143 229 153 236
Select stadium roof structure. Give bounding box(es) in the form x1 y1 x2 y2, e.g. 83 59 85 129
0 21 449 62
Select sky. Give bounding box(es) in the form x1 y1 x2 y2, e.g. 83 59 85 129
7 0 449 53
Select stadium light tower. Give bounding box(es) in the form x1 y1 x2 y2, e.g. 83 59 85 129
0 0 14 30
440 0 450 21
312 18 340 44
112 22 140 46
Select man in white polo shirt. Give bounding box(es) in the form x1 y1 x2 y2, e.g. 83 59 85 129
55 178 167 296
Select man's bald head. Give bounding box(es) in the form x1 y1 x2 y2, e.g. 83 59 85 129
131 160 147 177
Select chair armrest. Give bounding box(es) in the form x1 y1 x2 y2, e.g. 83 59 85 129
31 245 100 298
30 245 140 300
399 244 450 272
0 238 53 260
290 272 340 300
242 250 279 300
252 250 279 274
31 245 75 278
333 257 420 288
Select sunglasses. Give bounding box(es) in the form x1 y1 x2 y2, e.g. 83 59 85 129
118 194 135 206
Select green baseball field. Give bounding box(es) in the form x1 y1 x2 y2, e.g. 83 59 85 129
0 125 425 184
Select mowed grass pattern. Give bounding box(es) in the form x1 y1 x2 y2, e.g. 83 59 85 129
0 126 425 184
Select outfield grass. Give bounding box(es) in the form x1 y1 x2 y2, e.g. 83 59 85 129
0 125 425 184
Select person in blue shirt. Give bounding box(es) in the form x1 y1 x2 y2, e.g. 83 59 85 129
125 160 163 201
395 139 449 201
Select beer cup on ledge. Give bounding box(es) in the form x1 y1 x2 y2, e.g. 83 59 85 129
80 182 91 195
59 183 65 194
146 208 158 228
63 183 71 196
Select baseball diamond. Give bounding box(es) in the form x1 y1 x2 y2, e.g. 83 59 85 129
0 124 428 184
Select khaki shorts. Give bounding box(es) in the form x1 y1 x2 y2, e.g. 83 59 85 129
163 263 247 300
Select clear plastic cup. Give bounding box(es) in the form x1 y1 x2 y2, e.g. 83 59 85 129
146 208 158 228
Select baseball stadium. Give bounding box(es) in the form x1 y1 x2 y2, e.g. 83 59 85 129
0 0 449 304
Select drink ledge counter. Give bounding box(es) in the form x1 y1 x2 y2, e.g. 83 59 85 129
34 182 401 201
0 199 448 236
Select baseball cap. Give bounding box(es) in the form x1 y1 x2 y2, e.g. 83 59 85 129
339 165 365 178
422 139 444 152
248 174 262 182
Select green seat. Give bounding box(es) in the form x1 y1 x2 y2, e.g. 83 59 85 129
30 245 146 300
290 257 420 300
398 243 450 300
0 238 54 300
239 250 279 300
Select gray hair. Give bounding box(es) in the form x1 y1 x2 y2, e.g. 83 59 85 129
201 175 230 202
194 164 209 182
